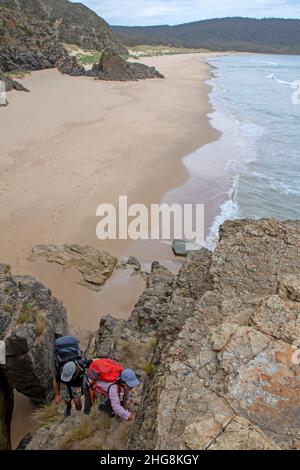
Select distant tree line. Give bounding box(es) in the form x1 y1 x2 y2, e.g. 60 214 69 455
112 18 300 54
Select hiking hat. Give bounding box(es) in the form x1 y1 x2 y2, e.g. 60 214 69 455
61 362 76 383
121 369 140 388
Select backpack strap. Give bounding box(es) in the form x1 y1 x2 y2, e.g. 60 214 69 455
107 380 123 398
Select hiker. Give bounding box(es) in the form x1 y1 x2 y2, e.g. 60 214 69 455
53 336 90 417
83 358 140 422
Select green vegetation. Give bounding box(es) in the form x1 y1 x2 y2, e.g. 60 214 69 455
76 51 101 66
17 311 31 325
112 18 300 55
2 0 126 54
144 362 156 377
22 26 34 37
128 45 204 59
64 43 101 65
24 302 34 311
5 70 31 79
17 302 47 336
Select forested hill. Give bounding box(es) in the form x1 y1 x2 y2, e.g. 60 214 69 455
112 17 300 54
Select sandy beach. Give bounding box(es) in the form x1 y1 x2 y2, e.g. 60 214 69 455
1 52 232 448
0 53 228 332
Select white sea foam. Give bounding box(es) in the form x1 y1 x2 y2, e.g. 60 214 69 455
270 180 300 196
267 73 294 87
205 177 239 251
252 60 280 66
205 54 300 248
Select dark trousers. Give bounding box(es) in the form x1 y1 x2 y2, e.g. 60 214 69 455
82 378 93 414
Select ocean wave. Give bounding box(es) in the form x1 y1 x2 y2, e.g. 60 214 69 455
270 180 300 196
267 73 294 87
252 60 280 66
250 171 300 196
205 178 240 250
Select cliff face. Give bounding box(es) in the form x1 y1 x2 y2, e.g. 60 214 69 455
0 6 69 72
128 219 300 450
20 219 300 451
0 0 126 54
0 264 68 404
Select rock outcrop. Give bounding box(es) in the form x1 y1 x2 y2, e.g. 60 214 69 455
0 6 85 78
12 219 300 451
87 50 164 82
127 219 300 450
0 264 68 403
0 71 29 106
0 0 126 55
23 262 175 450
0 7 68 72
0 73 29 93
31 244 118 292
56 56 85 77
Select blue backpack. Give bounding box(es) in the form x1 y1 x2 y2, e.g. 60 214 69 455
55 336 83 368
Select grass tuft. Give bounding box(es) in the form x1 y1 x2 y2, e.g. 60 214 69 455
5 70 31 79
59 416 95 450
33 403 63 429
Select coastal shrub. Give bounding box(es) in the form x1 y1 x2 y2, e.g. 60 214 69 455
76 51 101 65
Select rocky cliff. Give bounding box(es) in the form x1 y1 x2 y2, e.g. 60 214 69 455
128 219 300 450
0 264 68 405
0 6 70 72
0 0 126 54
13 218 300 451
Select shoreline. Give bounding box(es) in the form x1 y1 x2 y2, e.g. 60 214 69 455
4 52 229 449
0 53 223 328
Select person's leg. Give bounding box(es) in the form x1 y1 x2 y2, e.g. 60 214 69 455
83 378 92 415
72 387 83 411
64 400 72 417
61 384 72 418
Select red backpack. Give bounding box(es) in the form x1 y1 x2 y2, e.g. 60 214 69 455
88 358 123 385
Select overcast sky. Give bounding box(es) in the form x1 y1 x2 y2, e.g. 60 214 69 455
71 0 300 26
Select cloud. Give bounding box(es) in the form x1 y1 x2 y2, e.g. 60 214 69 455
72 0 300 25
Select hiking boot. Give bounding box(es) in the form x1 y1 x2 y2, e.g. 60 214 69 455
64 406 72 418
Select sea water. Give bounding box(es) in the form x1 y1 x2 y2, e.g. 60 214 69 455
206 54 300 246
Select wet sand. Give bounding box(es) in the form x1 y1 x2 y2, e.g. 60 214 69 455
1 53 229 446
0 53 226 325
0 54 220 279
